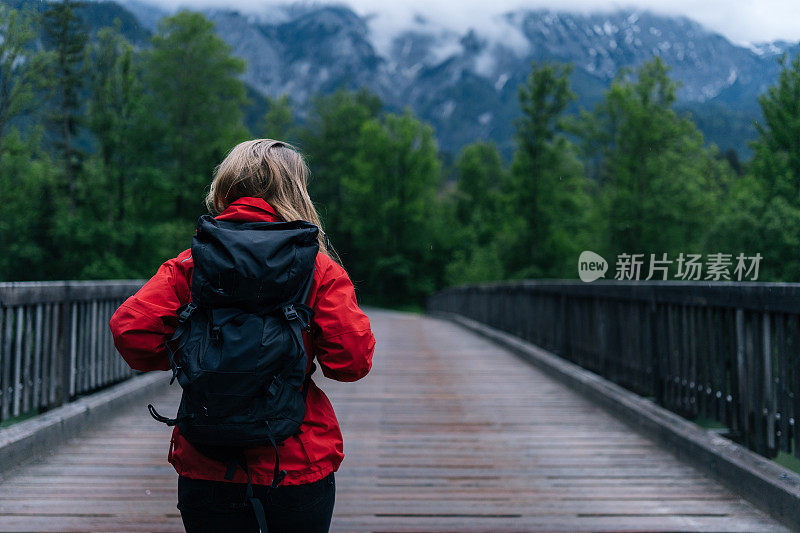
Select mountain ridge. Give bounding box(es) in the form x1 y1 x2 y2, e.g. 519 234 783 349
14 0 800 158
126 2 800 157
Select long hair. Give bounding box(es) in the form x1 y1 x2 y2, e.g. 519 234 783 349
205 139 336 260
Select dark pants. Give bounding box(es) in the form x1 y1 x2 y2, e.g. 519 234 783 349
177 473 335 533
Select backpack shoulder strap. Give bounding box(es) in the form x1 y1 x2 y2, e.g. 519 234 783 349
282 266 315 337
299 265 316 307
302 362 317 397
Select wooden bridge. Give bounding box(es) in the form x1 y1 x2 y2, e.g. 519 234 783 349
0 282 798 531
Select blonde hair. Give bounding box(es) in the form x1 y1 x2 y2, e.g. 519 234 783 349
206 139 335 259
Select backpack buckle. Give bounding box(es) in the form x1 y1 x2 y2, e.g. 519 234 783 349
210 326 221 342
274 469 287 487
169 365 181 385
282 305 298 321
177 302 196 324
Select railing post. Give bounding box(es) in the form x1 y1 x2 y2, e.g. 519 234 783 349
32 304 43 413
559 293 567 357
58 286 73 406
735 308 750 447
650 300 662 403
596 297 607 376
0 281 142 416
12 306 23 417
0 306 6 422
762 313 776 456
426 280 799 460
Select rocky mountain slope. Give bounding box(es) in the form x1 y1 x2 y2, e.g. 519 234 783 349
19 0 800 157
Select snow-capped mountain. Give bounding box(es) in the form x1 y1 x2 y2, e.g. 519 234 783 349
198 5 797 155
31 1 800 156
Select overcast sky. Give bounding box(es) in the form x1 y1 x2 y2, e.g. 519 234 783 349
148 0 800 45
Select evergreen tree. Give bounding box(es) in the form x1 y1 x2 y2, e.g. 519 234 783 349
453 142 504 229
67 24 164 279
42 0 88 216
0 6 60 281
710 54 800 281
87 25 145 224
0 5 47 152
506 62 592 278
300 88 382 254
342 111 443 304
144 11 249 221
750 53 800 201
581 58 728 261
445 141 506 284
261 94 295 142
0 128 57 280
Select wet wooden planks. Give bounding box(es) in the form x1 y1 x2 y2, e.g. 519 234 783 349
0 395 183 532
325 310 789 532
0 309 790 532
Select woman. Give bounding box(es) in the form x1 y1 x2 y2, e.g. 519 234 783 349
109 139 375 532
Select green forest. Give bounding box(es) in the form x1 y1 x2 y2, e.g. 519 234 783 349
2 2 800 306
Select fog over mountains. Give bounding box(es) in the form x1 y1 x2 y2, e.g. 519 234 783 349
62 1 800 156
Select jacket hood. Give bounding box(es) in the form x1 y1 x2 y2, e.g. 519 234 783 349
192 200 319 311
216 197 280 223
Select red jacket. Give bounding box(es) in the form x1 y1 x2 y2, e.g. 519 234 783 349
109 197 375 486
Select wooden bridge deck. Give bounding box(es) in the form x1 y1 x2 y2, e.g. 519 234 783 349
0 310 788 532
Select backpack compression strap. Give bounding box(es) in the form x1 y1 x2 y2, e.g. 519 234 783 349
147 302 198 426
164 302 197 386
222 424 285 533
147 404 194 426
235 270 315 533
228 451 270 533
267 267 316 400
280 264 316 348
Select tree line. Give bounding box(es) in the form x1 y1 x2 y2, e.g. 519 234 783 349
1 1 799 306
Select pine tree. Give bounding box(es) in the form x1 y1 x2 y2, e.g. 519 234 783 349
300 89 382 252
87 25 145 224
0 129 57 280
750 53 800 201
261 94 295 142
42 0 88 216
144 11 249 221
0 5 47 152
342 111 443 304
580 58 728 260
710 54 800 281
445 141 507 284
507 62 592 278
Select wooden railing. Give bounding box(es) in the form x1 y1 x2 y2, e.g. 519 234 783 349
428 281 800 459
0 281 143 423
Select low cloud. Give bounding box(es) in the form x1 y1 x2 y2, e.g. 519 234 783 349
117 0 800 45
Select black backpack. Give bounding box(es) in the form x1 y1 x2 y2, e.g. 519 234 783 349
147 214 319 531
